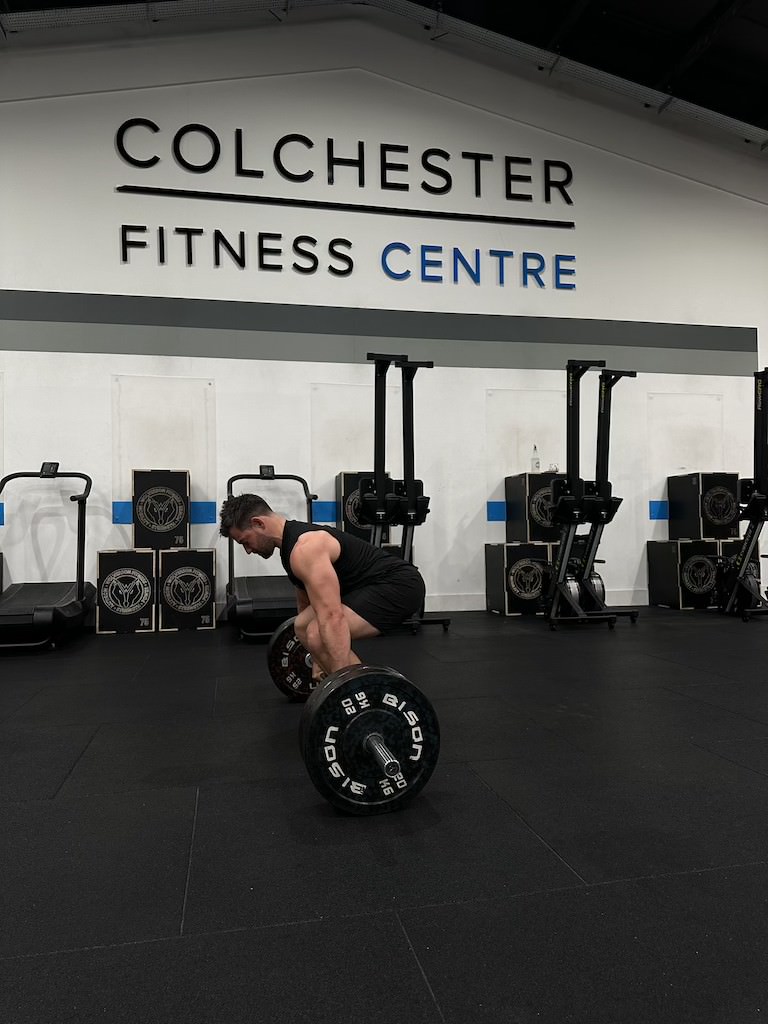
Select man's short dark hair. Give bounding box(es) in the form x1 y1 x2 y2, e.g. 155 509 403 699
219 493 274 536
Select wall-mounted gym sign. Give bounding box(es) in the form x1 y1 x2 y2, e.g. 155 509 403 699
115 118 577 292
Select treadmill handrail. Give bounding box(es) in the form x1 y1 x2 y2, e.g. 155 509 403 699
0 469 92 602
0 470 92 502
226 473 316 505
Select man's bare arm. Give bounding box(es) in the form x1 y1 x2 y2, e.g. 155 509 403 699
290 534 357 672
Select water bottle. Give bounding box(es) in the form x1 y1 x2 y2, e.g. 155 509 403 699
530 444 541 473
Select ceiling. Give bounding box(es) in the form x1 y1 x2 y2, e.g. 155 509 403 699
2 0 768 140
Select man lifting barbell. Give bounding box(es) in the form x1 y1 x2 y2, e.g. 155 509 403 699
219 493 426 682
220 493 439 815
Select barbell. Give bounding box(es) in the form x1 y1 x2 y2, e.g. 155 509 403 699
268 617 440 815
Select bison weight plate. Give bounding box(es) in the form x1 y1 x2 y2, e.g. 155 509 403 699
299 665 440 815
266 617 315 701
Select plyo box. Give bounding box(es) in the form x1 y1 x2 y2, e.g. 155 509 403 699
132 469 190 550
667 473 739 541
504 473 565 543
96 549 156 634
485 542 550 615
159 549 216 631
647 539 719 609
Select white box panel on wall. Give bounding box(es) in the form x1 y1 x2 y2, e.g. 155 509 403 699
646 391 725 541
0 372 4 483
111 375 216 505
485 387 565 541
309 380 404 500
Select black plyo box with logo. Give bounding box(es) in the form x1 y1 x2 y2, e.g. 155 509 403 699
335 471 390 543
132 469 190 550
504 473 565 543
159 548 216 631
647 539 719 609
485 542 550 616
96 549 156 634
667 473 739 541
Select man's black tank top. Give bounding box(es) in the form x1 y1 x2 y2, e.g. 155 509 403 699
280 521 410 594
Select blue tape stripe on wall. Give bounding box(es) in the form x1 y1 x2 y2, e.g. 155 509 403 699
112 501 217 525
112 501 133 524
312 500 338 523
649 500 669 520
190 501 216 525
0 503 4 526
487 501 507 522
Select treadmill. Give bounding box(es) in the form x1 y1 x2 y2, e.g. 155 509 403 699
225 465 317 639
0 462 97 649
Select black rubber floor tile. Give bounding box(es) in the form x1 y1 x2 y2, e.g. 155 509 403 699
59 708 306 796
422 635 546 664
433 695 577 762
4 675 217 726
213 672 307 715
472 746 768 881
696 735 768 777
662 676 768 725
0 679 50 722
181 767 580 935
0 722 96 801
1 788 196 956
526 686 768 755
0 913 442 1024
399 864 768 1024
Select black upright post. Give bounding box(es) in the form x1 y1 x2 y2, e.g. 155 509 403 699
756 370 767 494
75 497 87 603
365 352 406 548
595 372 613 486
394 358 449 632
372 357 390 508
549 360 605 620
565 361 585 486
719 367 768 619
576 369 638 622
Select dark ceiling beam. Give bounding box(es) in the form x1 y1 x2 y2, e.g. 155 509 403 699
653 0 752 93
544 0 594 52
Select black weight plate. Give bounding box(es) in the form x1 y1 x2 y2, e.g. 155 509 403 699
299 665 440 815
266 617 314 701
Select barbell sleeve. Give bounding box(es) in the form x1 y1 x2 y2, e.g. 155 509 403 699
364 732 401 778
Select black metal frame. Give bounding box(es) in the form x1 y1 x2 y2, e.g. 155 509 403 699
547 360 637 628
573 369 639 622
717 368 768 620
362 352 450 633
0 463 92 604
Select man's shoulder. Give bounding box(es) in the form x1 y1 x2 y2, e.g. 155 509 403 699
291 527 338 558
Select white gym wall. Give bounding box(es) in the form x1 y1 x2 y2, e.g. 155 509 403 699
1 11 766 609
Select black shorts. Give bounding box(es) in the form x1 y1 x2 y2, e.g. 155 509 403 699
343 567 426 634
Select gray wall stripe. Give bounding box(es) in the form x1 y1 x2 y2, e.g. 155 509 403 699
0 290 757 375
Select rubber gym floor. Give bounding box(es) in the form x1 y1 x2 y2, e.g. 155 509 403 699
2 607 768 1024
